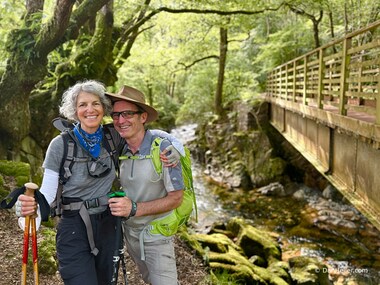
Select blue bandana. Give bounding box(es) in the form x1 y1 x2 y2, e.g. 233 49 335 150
73 123 103 158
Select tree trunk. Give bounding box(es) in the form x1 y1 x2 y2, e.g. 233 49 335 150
215 27 228 117
0 0 118 170
0 0 77 162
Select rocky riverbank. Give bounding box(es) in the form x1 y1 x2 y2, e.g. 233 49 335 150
184 99 380 284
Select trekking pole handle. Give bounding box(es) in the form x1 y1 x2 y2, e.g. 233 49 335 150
24 182 39 218
108 191 126 198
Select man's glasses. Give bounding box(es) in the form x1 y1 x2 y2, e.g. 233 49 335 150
111 110 142 120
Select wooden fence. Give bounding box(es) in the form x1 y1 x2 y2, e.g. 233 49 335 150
266 20 380 124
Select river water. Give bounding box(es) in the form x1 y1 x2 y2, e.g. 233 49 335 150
170 124 380 285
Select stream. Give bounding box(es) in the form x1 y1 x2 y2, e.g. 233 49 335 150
171 124 380 285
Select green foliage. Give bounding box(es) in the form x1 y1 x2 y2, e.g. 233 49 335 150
1 0 380 142
176 64 217 125
209 269 243 285
0 1 24 64
5 28 36 57
0 160 30 187
0 174 8 201
38 228 58 275
154 94 180 131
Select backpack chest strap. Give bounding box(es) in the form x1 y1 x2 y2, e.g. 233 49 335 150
119 154 153 160
119 137 163 176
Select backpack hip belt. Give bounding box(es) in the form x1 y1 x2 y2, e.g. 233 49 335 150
61 195 109 256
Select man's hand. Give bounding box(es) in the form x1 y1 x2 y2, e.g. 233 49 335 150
160 145 181 167
109 197 133 217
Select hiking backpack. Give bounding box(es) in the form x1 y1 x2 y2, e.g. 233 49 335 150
50 118 119 217
119 137 198 236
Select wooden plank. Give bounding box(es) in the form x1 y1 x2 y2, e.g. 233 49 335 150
347 76 378 83
322 78 341 84
322 90 340 96
348 39 380 55
345 91 378 99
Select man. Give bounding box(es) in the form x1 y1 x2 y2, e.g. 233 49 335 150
107 86 184 285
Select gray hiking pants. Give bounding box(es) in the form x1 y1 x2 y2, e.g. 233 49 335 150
124 229 178 285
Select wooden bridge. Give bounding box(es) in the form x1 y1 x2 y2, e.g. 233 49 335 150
265 20 380 230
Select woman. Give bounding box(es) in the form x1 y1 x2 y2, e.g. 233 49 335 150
17 80 182 285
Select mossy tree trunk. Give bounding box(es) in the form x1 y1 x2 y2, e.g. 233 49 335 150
0 0 266 173
0 0 77 161
0 0 131 173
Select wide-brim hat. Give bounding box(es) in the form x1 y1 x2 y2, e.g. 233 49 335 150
106 85 158 123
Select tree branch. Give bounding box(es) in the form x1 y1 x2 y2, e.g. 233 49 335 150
67 0 111 39
36 0 76 55
157 5 285 15
176 55 219 72
120 3 285 44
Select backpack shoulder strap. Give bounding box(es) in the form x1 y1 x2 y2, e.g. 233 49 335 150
151 137 164 175
52 117 73 132
102 125 119 176
50 130 76 217
59 131 77 184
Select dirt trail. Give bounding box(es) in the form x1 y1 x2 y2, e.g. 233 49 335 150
0 209 208 285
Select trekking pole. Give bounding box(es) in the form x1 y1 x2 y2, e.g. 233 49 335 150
21 182 39 285
108 191 128 285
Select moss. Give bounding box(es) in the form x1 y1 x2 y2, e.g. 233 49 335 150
0 187 8 201
268 261 292 283
290 256 331 284
41 217 56 228
0 160 31 186
0 174 6 200
210 263 264 284
227 217 282 261
37 228 58 274
178 228 206 257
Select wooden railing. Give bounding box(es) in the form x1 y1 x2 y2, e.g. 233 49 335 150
266 20 380 124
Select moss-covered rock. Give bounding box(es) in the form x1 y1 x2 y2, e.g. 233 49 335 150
226 217 282 263
289 256 332 285
180 218 291 285
0 160 30 186
268 261 292 284
0 160 32 200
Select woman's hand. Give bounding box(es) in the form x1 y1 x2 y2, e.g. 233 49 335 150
15 194 37 217
160 145 181 167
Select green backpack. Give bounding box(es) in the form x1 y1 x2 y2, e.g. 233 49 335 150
120 137 198 236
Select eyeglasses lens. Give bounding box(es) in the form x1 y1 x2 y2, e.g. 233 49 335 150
111 111 141 120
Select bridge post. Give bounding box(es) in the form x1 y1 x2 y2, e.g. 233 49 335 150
303 56 308 105
338 38 351 115
317 49 325 109
292 61 296 102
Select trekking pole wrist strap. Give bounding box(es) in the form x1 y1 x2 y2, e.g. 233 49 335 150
127 200 137 219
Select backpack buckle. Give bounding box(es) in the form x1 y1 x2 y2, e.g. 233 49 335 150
84 198 100 209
